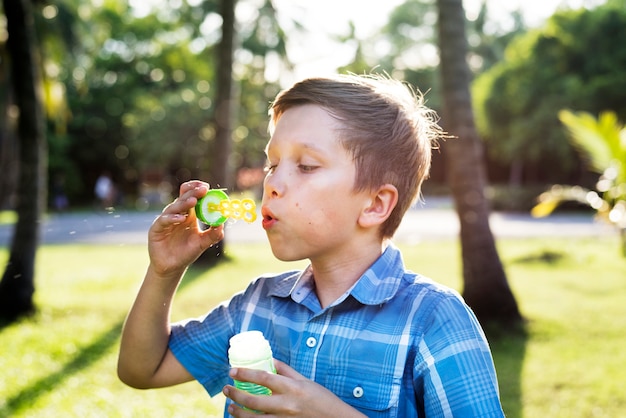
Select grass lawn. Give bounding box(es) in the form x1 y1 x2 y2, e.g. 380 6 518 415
0 236 625 417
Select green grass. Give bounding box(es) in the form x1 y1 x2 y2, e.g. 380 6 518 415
0 236 625 417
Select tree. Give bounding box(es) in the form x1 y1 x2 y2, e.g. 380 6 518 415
195 0 237 266
532 110 626 255
61 1 219 204
208 0 236 190
195 0 289 265
0 37 18 210
30 0 288 206
336 0 527 187
437 0 522 326
0 0 47 321
473 3 626 186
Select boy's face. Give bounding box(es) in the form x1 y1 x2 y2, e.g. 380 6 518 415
261 104 372 262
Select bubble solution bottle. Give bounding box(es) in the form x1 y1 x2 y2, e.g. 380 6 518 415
228 331 277 396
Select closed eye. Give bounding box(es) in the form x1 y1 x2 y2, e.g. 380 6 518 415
299 164 318 173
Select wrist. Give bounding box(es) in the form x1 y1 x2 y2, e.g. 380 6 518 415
145 263 187 288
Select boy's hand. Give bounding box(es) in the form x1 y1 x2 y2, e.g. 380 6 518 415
223 360 367 418
148 180 224 278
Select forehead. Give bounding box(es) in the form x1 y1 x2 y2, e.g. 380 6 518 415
266 104 344 153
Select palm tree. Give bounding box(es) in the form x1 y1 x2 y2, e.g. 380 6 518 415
436 0 523 326
0 0 47 321
533 110 626 255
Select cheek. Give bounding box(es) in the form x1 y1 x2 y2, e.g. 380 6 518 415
293 187 353 227
306 205 346 228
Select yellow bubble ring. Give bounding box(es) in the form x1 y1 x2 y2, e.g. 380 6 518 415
217 198 257 223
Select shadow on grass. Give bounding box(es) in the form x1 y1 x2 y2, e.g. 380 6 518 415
486 324 528 418
1 253 231 415
2 319 124 414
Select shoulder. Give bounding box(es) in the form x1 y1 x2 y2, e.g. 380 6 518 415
402 272 460 297
399 272 484 335
400 272 465 311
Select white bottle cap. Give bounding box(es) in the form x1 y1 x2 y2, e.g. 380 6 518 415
228 331 273 367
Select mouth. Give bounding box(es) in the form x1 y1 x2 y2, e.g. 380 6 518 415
261 207 277 230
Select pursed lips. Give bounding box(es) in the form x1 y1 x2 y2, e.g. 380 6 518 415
261 206 277 230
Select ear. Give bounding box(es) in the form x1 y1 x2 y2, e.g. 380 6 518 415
358 184 398 229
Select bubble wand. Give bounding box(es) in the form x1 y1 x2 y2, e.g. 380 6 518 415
195 189 257 227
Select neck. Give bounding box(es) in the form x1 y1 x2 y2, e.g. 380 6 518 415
310 241 385 308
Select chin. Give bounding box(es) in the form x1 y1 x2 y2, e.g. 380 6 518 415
268 244 306 263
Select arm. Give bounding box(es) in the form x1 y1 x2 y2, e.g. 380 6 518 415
117 180 224 389
223 360 367 418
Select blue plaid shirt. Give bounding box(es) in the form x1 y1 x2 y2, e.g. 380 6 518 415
169 244 504 417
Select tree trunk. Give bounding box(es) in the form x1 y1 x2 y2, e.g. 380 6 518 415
210 0 236 190
0 43 19 210
194 0 237 266
436 0 522 326
0 0 48 321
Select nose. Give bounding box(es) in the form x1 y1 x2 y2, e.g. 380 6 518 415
263 168 284 199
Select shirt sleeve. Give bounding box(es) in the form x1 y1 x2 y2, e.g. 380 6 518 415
415 293 505 417
168 272 296 397
169 302 236 396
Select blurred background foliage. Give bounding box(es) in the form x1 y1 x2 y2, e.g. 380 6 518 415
473 1 626 192
1 0 625 211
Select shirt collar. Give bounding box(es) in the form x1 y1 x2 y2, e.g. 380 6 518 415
267 243 406 307
349 243 406 305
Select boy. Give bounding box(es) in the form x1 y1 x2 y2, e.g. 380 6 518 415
118 74 505 417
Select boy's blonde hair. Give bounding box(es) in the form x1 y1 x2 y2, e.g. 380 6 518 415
269 74 442 238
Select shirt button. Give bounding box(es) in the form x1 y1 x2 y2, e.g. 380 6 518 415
306 337 317 348
352 386 364 398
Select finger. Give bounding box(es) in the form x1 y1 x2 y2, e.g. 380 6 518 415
162 188 205 218
273 359 305 380
199 224 225 247
230 367 278 388
179 180 210 196
153 212 189 229
227 401 273 418
229 367 297 397
224 385 276 416
177 185 209 207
